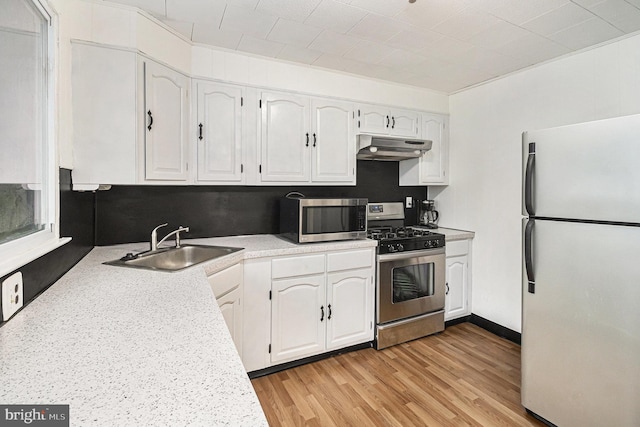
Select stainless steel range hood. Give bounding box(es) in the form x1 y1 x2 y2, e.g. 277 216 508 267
356 134 432 161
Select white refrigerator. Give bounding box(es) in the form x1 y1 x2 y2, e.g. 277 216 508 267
522 114 640 427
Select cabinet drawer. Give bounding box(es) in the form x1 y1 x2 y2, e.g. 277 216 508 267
272 254 325 279
208 263 242 298
327 249 372 272
446 240 469 257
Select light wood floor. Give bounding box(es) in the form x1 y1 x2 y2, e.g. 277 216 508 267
252 323 546 427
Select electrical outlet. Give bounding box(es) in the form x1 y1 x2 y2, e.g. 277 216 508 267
2 272 24 321
405 196 413 208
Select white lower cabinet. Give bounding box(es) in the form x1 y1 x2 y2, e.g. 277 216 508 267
208 264 243 356
242 247 375 372
271 273 326 363
445 239 472 321
325 268 373 351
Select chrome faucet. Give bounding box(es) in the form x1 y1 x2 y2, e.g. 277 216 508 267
150 223 190 251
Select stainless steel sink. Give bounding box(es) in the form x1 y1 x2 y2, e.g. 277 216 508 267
104 244 243 272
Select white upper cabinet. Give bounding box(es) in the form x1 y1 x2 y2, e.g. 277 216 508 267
399 113 449 186
392 109 422 138
142 59 190 181
71 43 137 189
70 43 447 189
356 104 421 139
196 81 244 183
357 105 388 135
420 114 448 184
259 91 355 185
259 91 310 183
311 98 355 184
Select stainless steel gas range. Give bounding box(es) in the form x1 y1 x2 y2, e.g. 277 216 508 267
367 202 446 350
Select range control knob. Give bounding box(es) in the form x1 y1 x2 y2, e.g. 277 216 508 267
397 244 404 252
387 244 397 253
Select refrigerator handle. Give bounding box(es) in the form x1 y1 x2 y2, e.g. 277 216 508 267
524 219 535 293
525 142 535 215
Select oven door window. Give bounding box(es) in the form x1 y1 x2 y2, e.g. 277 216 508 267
392 263 435 303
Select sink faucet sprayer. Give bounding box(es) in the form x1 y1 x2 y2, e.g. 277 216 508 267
150 224 190 251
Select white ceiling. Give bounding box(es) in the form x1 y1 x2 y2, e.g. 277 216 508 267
105 0 640 93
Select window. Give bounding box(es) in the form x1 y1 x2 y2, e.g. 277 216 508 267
0 0 62 276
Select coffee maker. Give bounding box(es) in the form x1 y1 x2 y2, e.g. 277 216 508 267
419 200 439 229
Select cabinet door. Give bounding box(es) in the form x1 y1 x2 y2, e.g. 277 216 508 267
357 104 389 135
271 274 325 363
197 82 243 182
71 43 136 187
390 109 420 138
208 263 243 356
445 242 470 321
419 114 448 184
311 98 355 183
260 92 310 182
242 258 272 373
217 287 243 356
326 268 374 350
143 60 189 181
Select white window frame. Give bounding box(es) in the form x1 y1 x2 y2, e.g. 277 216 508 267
0 0 70 278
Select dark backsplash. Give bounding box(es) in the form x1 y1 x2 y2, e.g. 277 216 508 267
0 169 94 323
96 160 427 245
0 162 426 323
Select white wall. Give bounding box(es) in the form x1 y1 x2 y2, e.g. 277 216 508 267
191 45 448 113
436 33 640 332
53 0 448 169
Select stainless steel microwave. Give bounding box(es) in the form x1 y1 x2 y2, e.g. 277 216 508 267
280 198 368 243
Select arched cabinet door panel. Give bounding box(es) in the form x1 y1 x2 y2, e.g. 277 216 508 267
143 59 189 181
197 82 243 183
260 92 310 183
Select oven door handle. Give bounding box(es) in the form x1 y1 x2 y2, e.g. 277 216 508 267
378 247 445 262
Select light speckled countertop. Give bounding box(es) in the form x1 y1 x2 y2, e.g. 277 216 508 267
433 227 475 242
0 234 378 426
0 230 473 425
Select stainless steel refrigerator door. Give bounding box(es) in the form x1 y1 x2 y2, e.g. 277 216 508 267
522 114 640 222
522 219 640 427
